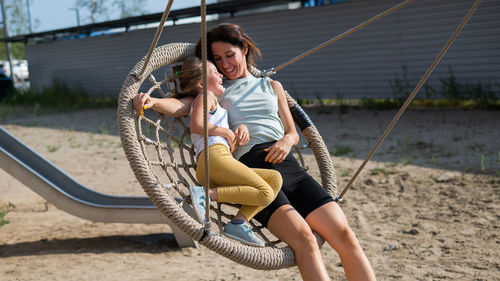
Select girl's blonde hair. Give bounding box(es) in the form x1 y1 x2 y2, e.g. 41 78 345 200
169 56 203 98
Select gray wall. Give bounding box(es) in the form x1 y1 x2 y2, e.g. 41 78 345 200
27 0 500 99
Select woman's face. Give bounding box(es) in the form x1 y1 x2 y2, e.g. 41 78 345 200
206 62 224 96
211 41 248 80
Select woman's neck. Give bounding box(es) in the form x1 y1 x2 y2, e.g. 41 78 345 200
237 69 250 79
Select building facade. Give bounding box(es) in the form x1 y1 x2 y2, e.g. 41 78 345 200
26 0 499 99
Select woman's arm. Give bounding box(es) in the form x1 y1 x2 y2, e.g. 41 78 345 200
133 92 193 117
264 80 299 164
190 92 236 151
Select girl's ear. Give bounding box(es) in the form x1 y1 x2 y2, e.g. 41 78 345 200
196 81 203 90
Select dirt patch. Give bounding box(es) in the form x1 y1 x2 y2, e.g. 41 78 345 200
1 107 498 280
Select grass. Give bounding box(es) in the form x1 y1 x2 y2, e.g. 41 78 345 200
330 145 354 156
0 78 117 120
416 177 432 185
431 155 438 166
99 122 109 135
371 167 396 176
296 66 499 110
0 203 15 227
341 168 353 177
396 137 411 151
397 156 414 166
481 154 486 171
47 144 61 152
1 74 496 120
297 97 500 111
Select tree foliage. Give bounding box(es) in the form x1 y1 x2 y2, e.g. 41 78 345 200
75 0 148 25
112 0 148 19
4 0 30 35
0 0 151 59
0 0 36 59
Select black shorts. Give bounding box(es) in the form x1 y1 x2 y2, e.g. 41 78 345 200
238 141 334 227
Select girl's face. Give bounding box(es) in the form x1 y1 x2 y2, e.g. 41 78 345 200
206 62 224 96
211 41 249 80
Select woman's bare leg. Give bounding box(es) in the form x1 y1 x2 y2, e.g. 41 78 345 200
306 202 376 281
267 205 330 281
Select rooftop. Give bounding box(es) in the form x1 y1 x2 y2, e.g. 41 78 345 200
1 0 299 43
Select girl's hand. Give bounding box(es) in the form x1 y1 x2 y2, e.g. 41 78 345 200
234 124 249 146
133 92 154 115
264 135 294 164
224 129 237 153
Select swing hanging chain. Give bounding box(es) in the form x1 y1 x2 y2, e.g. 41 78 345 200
132 0 175 80
337 0 482 201
264 0 417 78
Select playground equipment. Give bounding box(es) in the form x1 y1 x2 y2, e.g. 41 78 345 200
0 126 196 247
117 0 481 270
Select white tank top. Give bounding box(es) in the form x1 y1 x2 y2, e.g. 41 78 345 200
190 99 230 158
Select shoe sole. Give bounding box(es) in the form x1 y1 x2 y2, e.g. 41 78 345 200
189 186 205 224
224 231 265 247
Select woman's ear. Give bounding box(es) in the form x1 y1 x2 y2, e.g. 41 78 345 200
242 43 249 56
197 81 203 90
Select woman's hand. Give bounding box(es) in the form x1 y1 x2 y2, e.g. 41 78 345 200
264 79 299 164
133 92 154 115
264 135 295 164
234 124 249 146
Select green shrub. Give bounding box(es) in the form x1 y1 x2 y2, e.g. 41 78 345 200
1 78 117 111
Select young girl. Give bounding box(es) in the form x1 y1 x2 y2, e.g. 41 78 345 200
136 57 282 247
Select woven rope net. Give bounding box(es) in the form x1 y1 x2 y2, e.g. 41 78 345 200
118 42 337 270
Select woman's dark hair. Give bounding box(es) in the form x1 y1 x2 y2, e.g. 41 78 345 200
195 23 262 71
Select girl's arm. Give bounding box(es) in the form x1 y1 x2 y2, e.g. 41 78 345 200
134 92 193 117
190 92 236 151
264 80 299 164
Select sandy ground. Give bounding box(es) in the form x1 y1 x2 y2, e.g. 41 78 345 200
0 106 498 281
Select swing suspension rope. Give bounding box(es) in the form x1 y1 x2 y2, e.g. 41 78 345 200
133 0 481 206
261 0 417 77
335 0 482 202
200 0 212 233
133 0 175 80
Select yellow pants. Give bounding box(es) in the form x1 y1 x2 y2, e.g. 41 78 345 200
196 143 282 221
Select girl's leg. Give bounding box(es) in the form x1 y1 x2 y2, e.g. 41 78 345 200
197 144 279 219
305 202 376 281
238 168 282 220
267 205 330 281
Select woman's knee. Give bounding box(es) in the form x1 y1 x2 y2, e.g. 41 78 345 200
335 224 360 250
268 205 320 253
290 225 320 252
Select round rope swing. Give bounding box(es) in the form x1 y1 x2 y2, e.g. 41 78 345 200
117 0 481 270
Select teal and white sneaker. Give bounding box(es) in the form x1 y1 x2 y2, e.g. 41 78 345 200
224 220 265 247
189 185 210 223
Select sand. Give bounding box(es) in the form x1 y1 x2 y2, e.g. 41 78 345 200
0 106 498 281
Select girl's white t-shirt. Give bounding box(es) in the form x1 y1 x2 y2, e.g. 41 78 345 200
190 96 231 158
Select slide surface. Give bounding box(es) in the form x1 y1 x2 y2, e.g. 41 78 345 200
0 126 195 247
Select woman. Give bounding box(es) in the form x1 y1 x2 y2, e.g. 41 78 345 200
138 56 282 247
134 23 376 281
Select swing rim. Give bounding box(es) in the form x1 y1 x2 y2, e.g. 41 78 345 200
117 42 337 270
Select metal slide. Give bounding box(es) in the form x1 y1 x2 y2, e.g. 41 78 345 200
0 126 196 247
